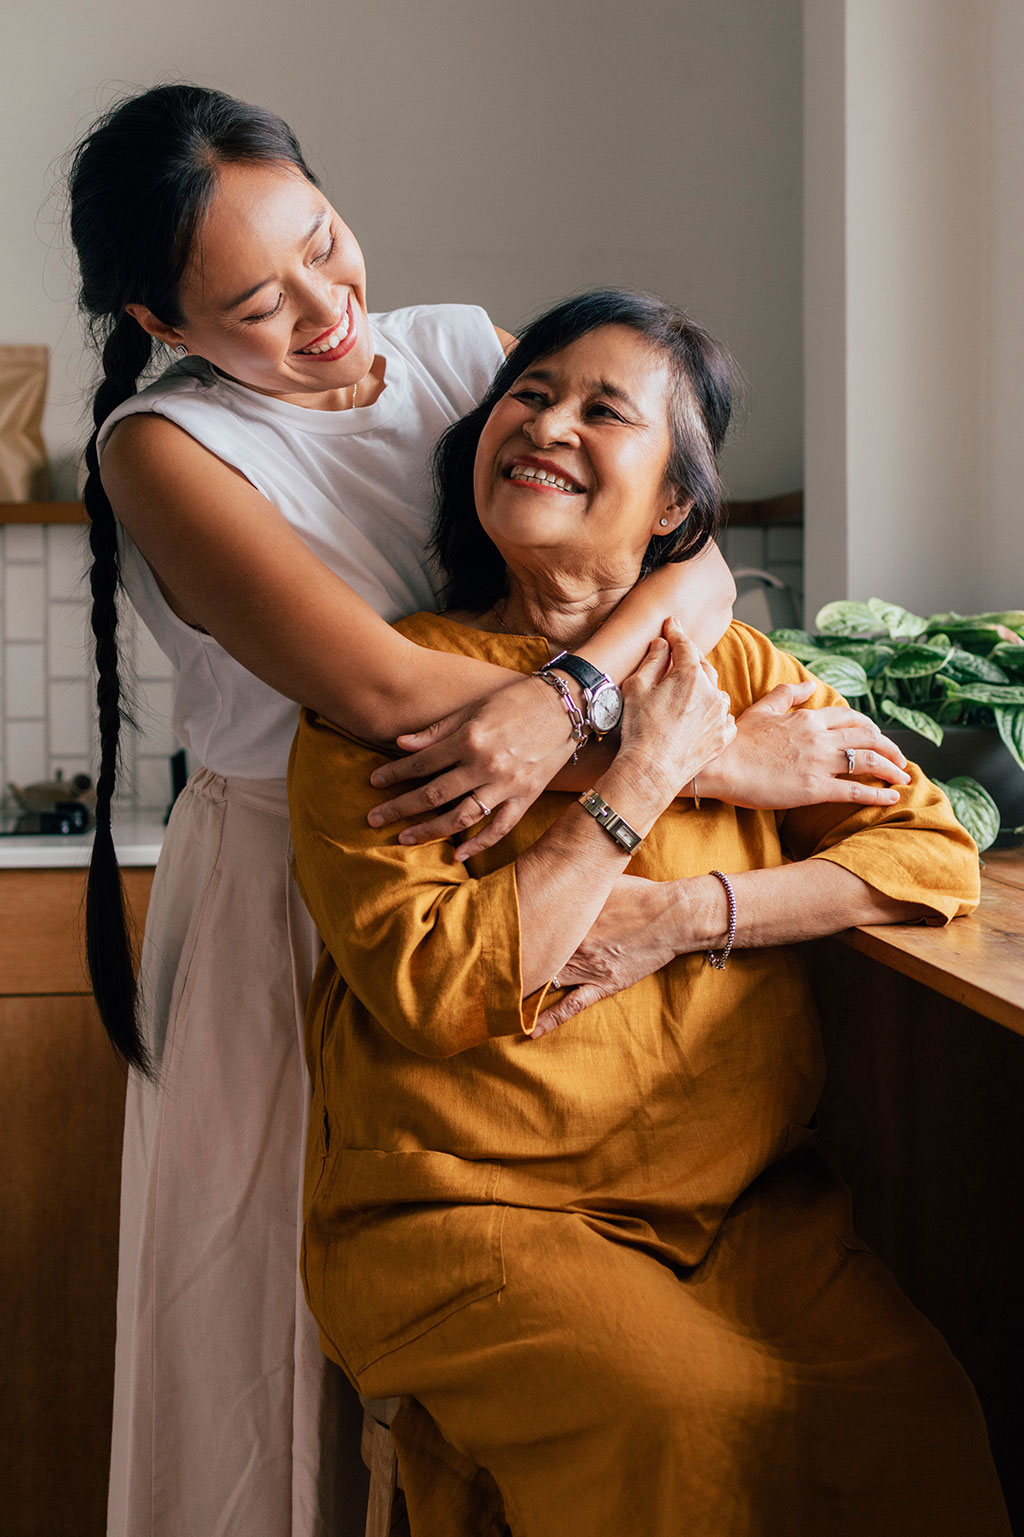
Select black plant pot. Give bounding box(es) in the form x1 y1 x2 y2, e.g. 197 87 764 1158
887 725 1024 840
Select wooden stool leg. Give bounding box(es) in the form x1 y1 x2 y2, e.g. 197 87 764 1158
361 1401 402 1537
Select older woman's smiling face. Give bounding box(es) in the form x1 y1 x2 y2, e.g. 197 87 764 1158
473 325 686 586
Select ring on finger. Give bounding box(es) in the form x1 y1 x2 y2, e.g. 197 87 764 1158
844 747 856 775
470 792 492 819
552 975 562 988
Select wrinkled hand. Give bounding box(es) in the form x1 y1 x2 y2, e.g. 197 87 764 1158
366 674 578 860
531 874 679 1037
614 620 736 799
702 681 911 809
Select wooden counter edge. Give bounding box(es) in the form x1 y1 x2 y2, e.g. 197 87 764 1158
831 850 1024 1039
836 926 1024 1038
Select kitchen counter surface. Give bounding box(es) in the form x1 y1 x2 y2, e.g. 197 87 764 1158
0 812 165 869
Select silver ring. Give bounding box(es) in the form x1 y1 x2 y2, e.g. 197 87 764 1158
552 975 561 988
470 793 491 819
844 748 856 775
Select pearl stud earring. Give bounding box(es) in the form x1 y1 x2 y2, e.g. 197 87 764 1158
659 516 669 527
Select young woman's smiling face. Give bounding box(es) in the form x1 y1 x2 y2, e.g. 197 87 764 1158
128 160 375 409
473 325 686 585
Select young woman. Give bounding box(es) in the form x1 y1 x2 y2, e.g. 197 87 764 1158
69 86 910 1536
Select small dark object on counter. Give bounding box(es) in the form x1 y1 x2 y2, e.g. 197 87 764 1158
3 770 97 836
8 769 96 814
4 800 93 836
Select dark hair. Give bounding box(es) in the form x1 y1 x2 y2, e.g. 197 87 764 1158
432 289 735 612
69 83 317 1073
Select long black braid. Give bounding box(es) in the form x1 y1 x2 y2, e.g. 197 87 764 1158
67 83 318 1072
81 316 153 1070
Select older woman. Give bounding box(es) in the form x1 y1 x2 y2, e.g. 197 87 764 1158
288 291 1009 1536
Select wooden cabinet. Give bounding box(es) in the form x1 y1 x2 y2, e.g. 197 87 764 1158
809 940 1024 1527
807 850 1024 1532
0 867 152 1537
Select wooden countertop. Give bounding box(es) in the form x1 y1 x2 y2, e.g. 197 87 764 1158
840 847 1024 1038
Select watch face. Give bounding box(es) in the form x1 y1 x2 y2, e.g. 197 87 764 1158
590 683 623 734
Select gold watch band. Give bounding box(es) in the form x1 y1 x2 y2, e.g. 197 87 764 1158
577 787 644 854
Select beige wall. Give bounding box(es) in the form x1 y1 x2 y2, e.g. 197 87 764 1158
804 0 1024 622
0 0 802 501
986 0 1024 612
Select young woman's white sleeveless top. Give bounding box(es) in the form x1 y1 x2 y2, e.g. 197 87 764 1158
98 304 505 778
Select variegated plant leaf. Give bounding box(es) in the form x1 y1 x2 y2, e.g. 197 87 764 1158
813 601 879 637
803 654 870 697
944 648 1011 685
885 642 954 678
945 682 1024 707
993 705 1024 774
866 599 930 639
989 643 1024 675
766 629 823 663
879 700 944 745
932 776 1000 852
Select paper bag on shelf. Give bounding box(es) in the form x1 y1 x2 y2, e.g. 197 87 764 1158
0 345 51 501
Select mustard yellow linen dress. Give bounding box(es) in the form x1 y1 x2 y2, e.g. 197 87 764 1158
288 616 1010 1537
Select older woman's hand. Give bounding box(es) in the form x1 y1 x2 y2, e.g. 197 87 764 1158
530 873 678 1036
612 619 736 804
698 681 911 809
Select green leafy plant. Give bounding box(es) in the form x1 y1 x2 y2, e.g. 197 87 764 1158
768 599 1024 851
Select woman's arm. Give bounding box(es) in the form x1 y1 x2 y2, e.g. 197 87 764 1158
577 540 735 674
288 623 735 1056
106 419 735 717
365 543 736 843
367 646 911 856
531 632 980 1034
103 415 514 740
103 417 736 853
532 789 979 1036
510 625 734 992
530 861 933 1036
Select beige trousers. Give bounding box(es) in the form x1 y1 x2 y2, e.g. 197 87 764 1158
106 770 361 1537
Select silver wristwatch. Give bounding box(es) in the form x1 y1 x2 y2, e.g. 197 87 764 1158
541 652 623 736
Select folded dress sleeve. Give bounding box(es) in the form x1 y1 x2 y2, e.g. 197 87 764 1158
288 707 543 1057
722 624 981 924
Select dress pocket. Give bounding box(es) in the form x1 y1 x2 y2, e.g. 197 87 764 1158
305 1148 507 1376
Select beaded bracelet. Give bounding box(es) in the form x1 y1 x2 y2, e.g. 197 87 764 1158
706 869 736 970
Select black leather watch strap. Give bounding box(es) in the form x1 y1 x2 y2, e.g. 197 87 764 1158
541 651 609 694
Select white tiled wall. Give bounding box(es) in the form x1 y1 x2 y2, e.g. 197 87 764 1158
0 521 804 812
0 524 181 813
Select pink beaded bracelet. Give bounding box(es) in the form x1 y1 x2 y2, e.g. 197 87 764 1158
706 869 736 970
